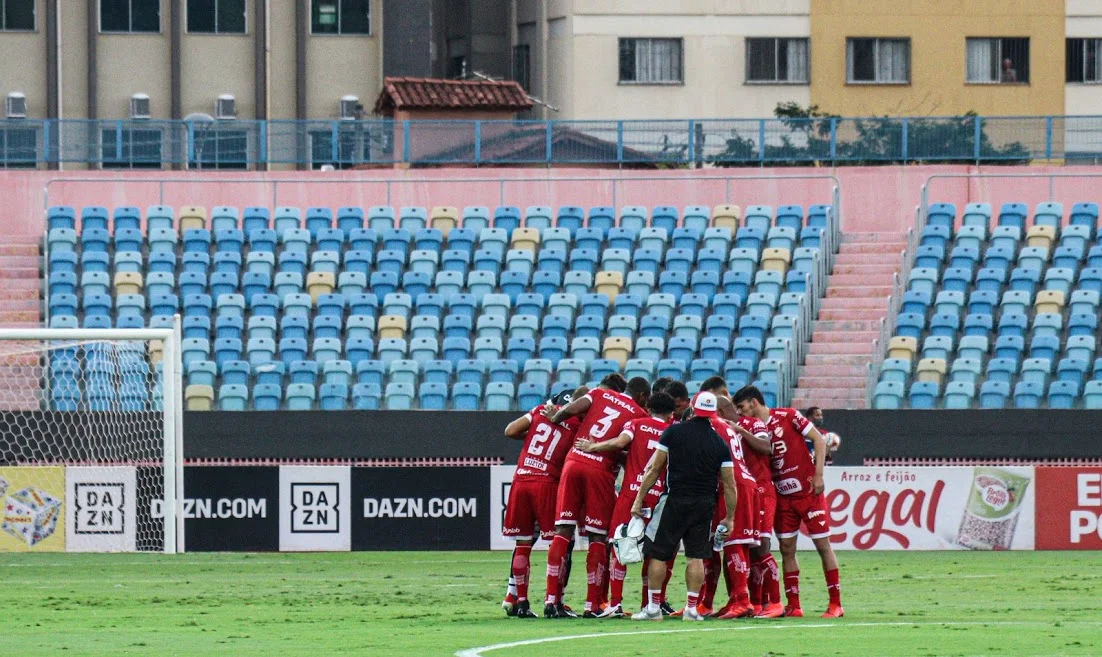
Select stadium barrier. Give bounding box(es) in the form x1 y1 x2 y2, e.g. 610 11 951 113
2 462 1097 552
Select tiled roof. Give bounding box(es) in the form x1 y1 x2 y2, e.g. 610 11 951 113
374 77 534 114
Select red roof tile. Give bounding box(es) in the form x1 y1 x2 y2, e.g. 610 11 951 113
374 77 533 114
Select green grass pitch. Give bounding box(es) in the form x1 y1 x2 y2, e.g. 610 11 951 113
1 551 1099 656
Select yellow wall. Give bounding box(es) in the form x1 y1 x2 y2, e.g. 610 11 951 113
810 0 1065 117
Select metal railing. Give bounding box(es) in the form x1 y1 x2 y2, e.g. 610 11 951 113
8 114 1102 168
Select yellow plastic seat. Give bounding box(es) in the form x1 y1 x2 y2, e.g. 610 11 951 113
1034 290 1064 315
511 227 541 251
887 336 917 361
430 206 459 233
185 384 215 411
915 358 947 385
378 315 407 339
305 272 335 302
179 206 207 232
1026 225 1055 250
712 205 741 233
114 272 144 295
595 271 624 297
602 337 633 368
761 247 791 273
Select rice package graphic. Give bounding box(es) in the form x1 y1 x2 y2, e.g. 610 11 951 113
2 486 62 548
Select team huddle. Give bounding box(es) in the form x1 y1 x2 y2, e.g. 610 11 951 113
500 374 844 621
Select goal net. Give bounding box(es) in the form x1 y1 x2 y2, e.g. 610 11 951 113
0 327 182 553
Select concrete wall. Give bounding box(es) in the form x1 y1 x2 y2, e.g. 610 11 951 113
810 0 1066 117
1064 3 1102 120
9 164 1102 236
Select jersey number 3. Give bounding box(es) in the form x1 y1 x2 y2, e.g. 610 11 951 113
528 424 563 460
588 408 622 439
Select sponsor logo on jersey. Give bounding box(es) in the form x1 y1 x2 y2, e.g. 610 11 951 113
775 478 802 495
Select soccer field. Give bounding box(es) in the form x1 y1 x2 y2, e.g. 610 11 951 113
0 551 1098 656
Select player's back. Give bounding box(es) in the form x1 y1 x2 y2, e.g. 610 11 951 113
767 407 816 496
737 415 773 485
567 388 647 472
621 416 672 487
515 404 579 482
710 417 757 487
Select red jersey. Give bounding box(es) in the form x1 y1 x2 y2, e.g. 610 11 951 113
514 404 580 483
738 416 773 485
619 416 673 499
766 408 817 497
566 388 648 473
709 417 758 487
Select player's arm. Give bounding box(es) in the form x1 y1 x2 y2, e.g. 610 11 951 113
805 424 828 494
503 413 532 439
631 448 667 518
730 421 772 455
576 429 631 454
546 395 592 424
718 464 738 532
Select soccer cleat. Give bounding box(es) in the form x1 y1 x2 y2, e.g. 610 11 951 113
502 596 517 617
752 604 763 616
718 603 755 620
582 610 601 619
515 601 538 619
682 606 705 622
821 604 845 618
596 604 624 619
632 607 664 621
659 601 677 616
782 606 804 618
756 602 785 618
544 603 561 619
559 604 578 619
696 605 715 618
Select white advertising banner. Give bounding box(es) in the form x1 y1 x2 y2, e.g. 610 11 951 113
796 466 1035 551
279 466 351 552
489 466 515 551
65 466 137 552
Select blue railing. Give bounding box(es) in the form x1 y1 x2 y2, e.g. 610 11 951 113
4 115 1102 168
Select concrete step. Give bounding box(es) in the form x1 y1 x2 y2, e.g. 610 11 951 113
838 242 908 255
0 300 38 312
0 289 40 301
0 268 41 279
805 354 876 366
832 264 899 276
809 342 874 355
821 297 889 310
826 274 896 287
0 245 40 257
799 364 869 377
0 311 40 323
791 397 868 410
825 286 893 299
809 331 879 344
814 320 882 331
0 279 43 291
834 251 903 264
797 376 868 389
819 309 886 321
792 387 869 401
0 256 41 268
842 232 909 243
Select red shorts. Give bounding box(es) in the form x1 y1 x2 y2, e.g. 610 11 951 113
503 478 558 542
757 486 777 539
775 493 831 540
609 488 661 534
555 461 616 534
711 483 760 546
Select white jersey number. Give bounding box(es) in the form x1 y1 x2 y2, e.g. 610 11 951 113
588 407 622 439
528 423 563 460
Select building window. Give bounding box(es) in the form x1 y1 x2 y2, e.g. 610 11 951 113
101 0 160 33
513 44 531 90
746 38 809 84
966 37 1029 83
448 55 468 80
311 0 369 35
187 0 245 34
101 127 163 169
1067 38 1102 83
1 0 34 31
190 128 248 169
846 38 909 84
619 38 683 84
0 126 37 168
309 126 390 169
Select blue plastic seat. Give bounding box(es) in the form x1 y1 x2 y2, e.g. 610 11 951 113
908 382 939 409
873 381 905 409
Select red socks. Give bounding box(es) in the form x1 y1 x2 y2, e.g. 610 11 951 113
748 555 764 607
585 542 608 612
723 544 751 606
609 553 628 607
700 551 722 608
512 545 532 602
762 553 781 605
784 569 801 609
545 535 570 604
825 568 842 606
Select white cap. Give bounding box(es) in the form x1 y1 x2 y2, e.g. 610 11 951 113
692 391 718 418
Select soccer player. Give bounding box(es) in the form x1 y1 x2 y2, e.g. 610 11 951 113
543 374 651 618
665 380 691 418
574 392 677 618
804 407 840 465
733 385 844 619
500 388 584 618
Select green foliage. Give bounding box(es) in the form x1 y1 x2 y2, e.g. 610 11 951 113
710 104 1032 167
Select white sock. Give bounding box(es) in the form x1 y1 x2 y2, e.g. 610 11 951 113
507 575 517 598
646 588 662 613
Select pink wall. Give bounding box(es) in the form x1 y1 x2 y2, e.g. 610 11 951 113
4 165 1102 236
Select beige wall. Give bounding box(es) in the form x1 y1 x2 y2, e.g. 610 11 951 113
267 0 297 120
0 0 47 118
1064 5 1102 118
59 0 89 119
181 35 255 119
97 33 173 118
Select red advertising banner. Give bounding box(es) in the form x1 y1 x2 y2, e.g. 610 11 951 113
1035 467 1102 550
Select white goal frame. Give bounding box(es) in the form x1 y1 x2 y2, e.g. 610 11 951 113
0 325 184 553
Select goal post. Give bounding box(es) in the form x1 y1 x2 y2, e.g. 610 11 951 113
0 324 183 554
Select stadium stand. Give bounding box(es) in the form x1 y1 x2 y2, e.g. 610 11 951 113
44 203 834 410
873 201 1102 409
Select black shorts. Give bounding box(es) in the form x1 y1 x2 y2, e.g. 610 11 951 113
643 494 716 561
